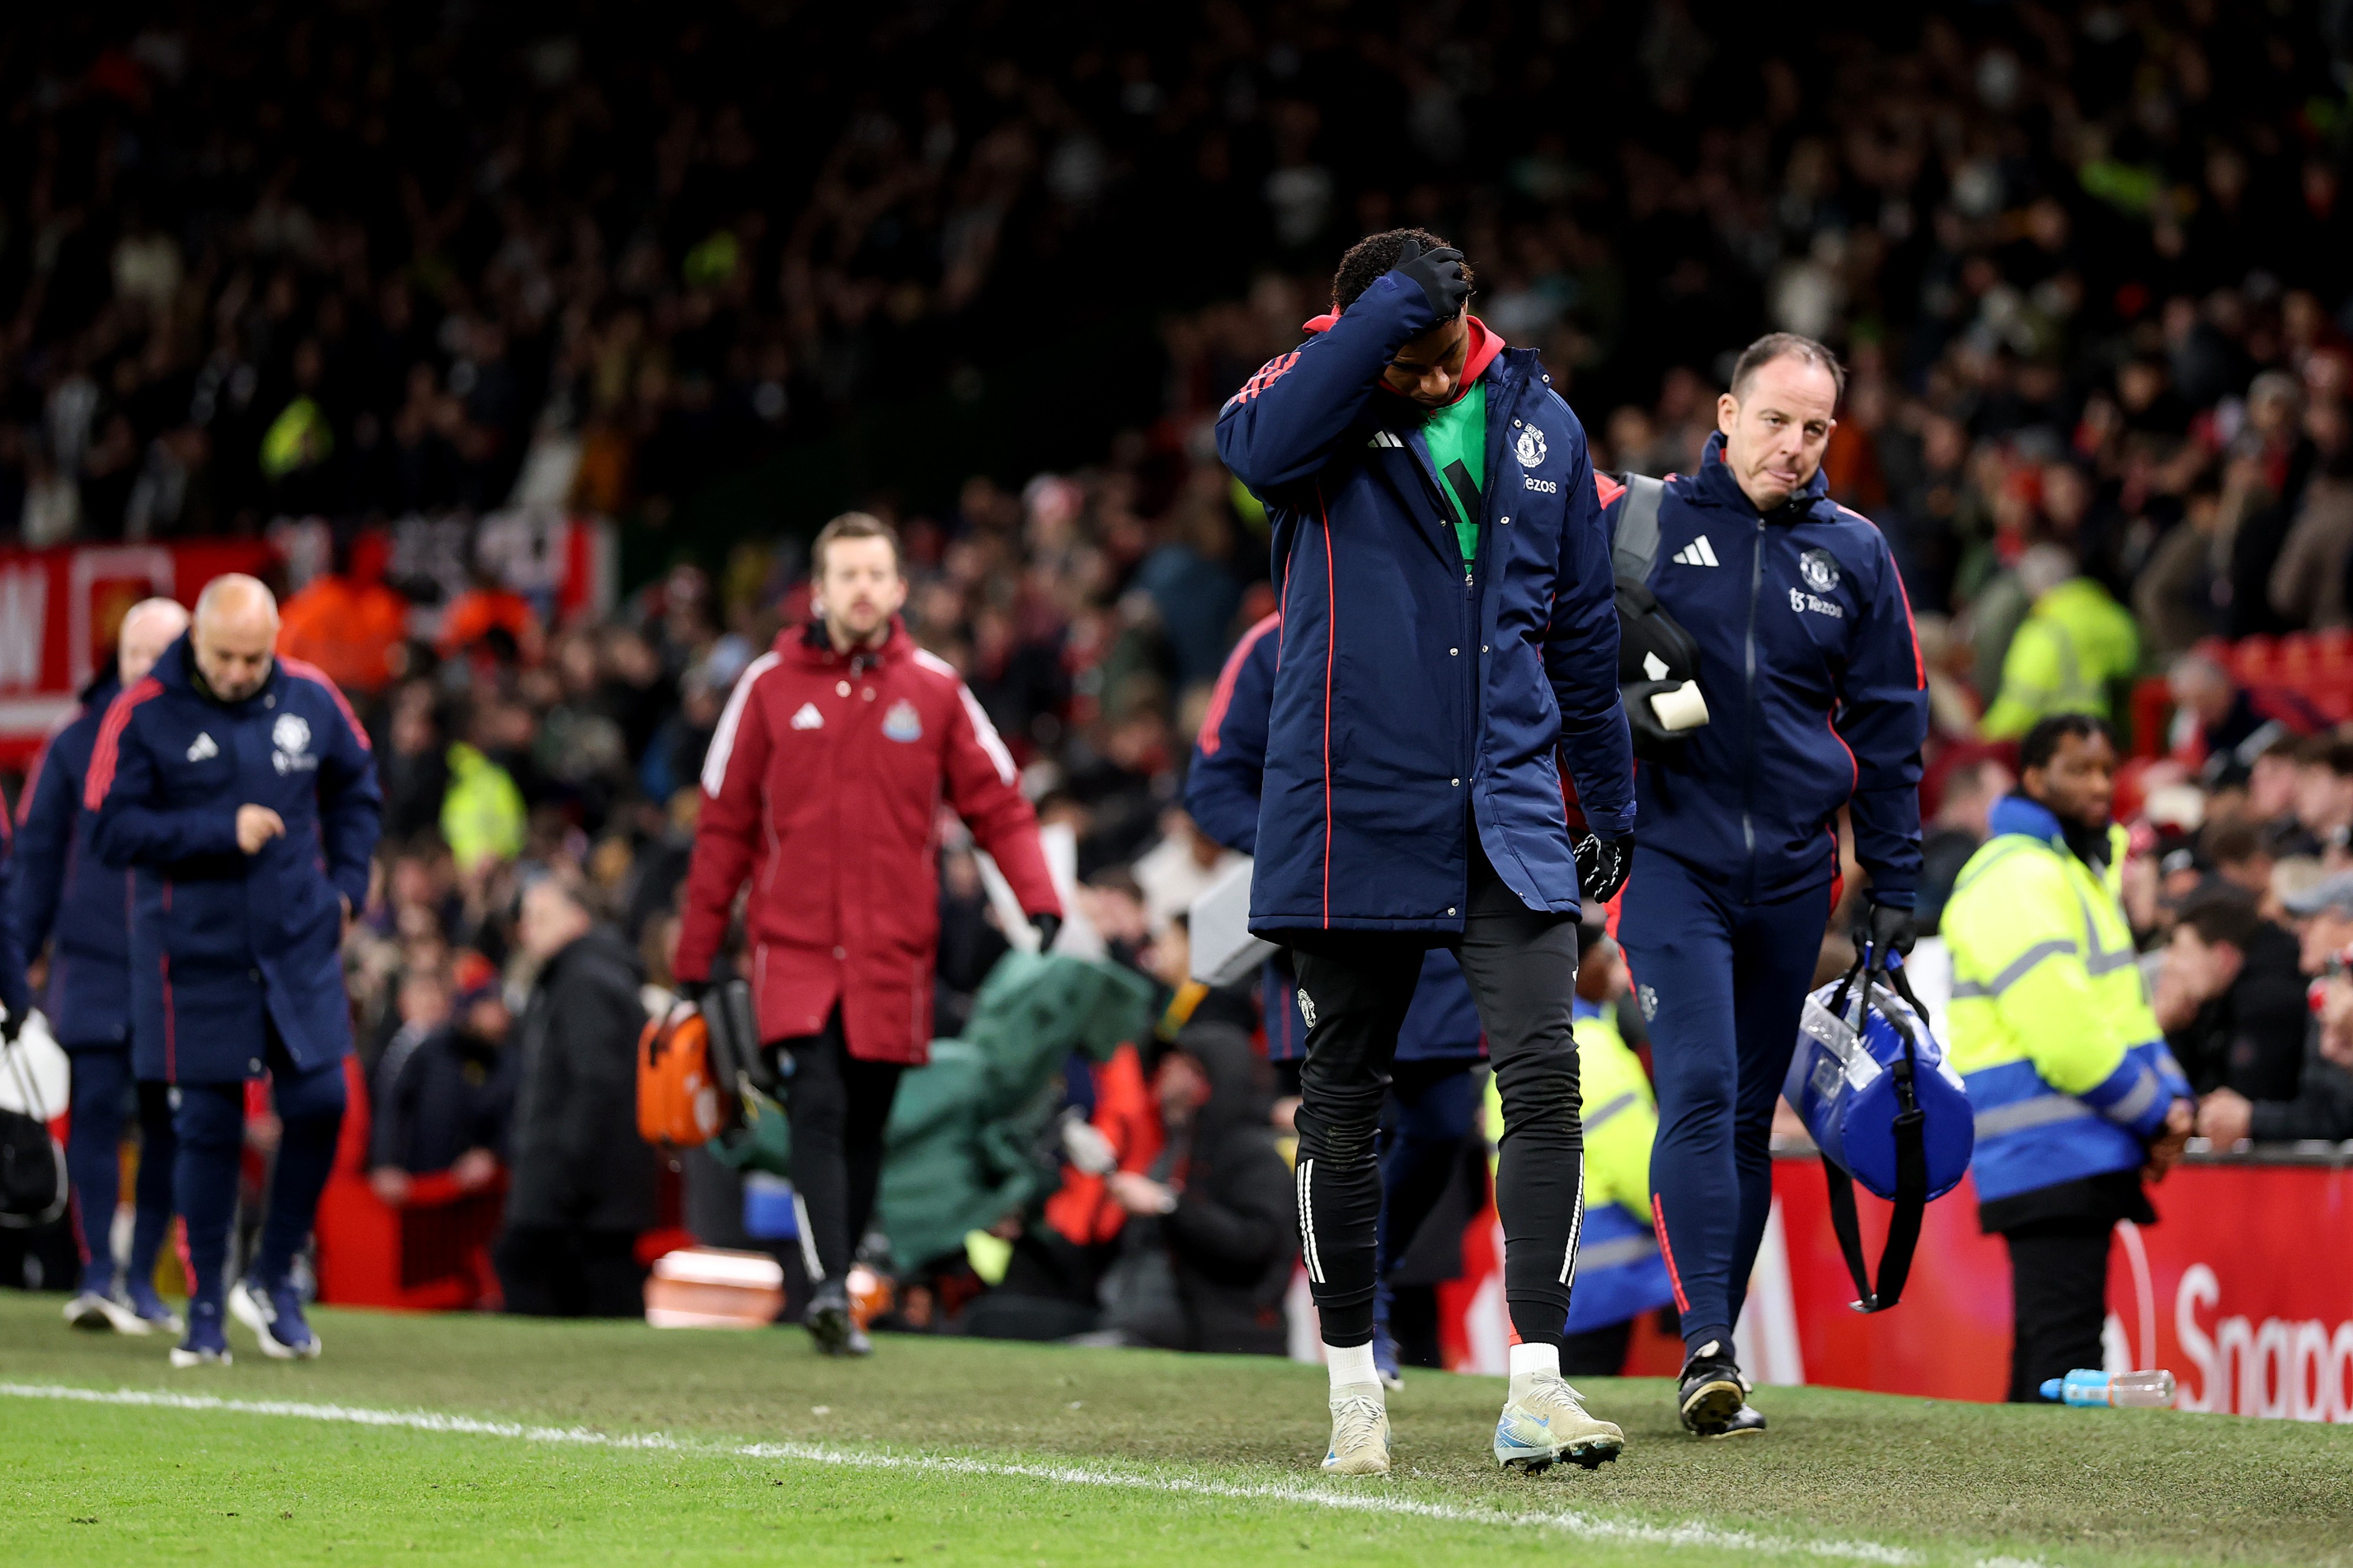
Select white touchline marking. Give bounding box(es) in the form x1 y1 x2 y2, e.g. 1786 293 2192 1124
3 1382 1984 1565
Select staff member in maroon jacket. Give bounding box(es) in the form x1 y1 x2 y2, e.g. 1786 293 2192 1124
675 511 1062 1355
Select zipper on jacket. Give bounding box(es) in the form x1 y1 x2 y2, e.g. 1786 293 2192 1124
1740 517 1764 901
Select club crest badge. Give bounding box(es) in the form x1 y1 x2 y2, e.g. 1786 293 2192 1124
1799 548 1841 594
271 712 318 775
1514 426 1548 468
882 700 924 742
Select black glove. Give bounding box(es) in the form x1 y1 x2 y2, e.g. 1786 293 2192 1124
674 979 709 1008
1031 913 1063 952
1573 832 1635 905
1621 680 1691 765
1389 238 1469 321
1858 900 1917 959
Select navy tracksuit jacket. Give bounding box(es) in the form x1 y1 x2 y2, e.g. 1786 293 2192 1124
85 637 382 1084
0 808 28 1027
1215 279 1632 936
13 674 135 1049
1607 435 1928 1353
1187 613 1482 1063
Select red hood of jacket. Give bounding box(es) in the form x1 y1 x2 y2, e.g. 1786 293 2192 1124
1300 309 1505 406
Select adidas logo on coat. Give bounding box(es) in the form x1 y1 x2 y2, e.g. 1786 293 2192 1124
1671 536 1720 567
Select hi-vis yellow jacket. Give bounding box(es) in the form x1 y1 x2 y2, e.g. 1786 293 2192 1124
1940 795 2188 1202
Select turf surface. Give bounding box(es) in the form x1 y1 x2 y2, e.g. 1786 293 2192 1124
2 1293 2348 1566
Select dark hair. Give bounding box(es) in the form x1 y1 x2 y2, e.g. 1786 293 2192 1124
1332 228 1474 314
2018 713 2115 773
2177 885 2264 953
2318 738 2353 779
811 511 902 577
1729 332 1847 402
2199 818 2265 868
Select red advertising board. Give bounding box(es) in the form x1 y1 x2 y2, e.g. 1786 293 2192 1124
1765 1156 2353 1419
1431 1155 2353 1422
0 540 279 768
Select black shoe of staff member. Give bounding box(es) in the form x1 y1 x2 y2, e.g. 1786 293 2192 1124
1677 1339 1750 1434
805 1279 872 1357
1705 1403 1767 1439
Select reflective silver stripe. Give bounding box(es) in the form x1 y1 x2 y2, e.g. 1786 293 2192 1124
1581 1091 1639 1134
1572 1234 1659 1272
2069 885 2139 976
791 1190 825 1284
2083 944 2139 977
2100 1065 2161 1127
1949 938 2078 1001
1973 1095 2095 1138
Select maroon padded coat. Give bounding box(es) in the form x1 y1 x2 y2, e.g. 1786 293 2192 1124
674 619 1060 1063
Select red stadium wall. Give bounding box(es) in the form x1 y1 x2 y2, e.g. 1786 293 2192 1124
1441 1156 2353 1421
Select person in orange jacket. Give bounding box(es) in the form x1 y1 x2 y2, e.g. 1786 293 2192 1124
276 531 411 695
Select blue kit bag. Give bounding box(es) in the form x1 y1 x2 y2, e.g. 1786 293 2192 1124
1784 946 1974 1312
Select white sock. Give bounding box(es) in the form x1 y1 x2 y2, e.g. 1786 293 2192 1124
1508 1340 1560 1392
1327 1342 1379 1392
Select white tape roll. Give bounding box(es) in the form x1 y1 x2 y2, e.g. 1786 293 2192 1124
1649 680 1710 732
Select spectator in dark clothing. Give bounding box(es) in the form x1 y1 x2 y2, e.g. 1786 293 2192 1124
368 958 517 1200
1918 756 2012 933
2156 888 2309 1103
378 682 451 843
2167 650 2328 790
496 875 655 1317
2199 968 2353 1146
1095 1021 1297 1356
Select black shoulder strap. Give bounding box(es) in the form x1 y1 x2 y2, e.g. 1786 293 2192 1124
1611 473 1667 583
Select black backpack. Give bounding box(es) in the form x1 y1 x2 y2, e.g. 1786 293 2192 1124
1610 474 1706 762
0 1035 65 1229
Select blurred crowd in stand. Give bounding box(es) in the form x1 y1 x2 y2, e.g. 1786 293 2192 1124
8 3 2353 1339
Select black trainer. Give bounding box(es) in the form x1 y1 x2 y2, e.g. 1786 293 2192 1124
1677 1339 1749 1434
804 1280 871 1357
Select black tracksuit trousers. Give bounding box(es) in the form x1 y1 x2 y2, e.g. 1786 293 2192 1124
2002 1219 2117 1402
1291 840 1584 1350
772 1006 904 1284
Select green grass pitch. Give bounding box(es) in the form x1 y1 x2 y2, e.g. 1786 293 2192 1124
2 1293 2348 1566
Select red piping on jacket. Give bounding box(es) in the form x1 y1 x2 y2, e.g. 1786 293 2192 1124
1318 486 1336 928
1196 614 1280 755
161 882 176 1080
278 655 373 749
82 677 164 809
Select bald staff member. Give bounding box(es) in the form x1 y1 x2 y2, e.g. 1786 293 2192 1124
86 575 382 1366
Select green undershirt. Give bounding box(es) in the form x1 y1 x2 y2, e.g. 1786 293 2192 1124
1418 383 1488 564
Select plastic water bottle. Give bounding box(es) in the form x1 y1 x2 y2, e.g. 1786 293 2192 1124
2039 1369 2176 1407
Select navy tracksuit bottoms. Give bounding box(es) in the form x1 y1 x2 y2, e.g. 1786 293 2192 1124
64 1045 178 1297
1617 849 1828 1358
172 1029 346 1324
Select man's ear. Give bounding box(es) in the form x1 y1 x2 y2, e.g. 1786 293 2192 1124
1716 391 1741 436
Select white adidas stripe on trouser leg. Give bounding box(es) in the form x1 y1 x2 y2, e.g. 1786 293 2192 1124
1558 1155 1585 1287
1296 1158 1325 1284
